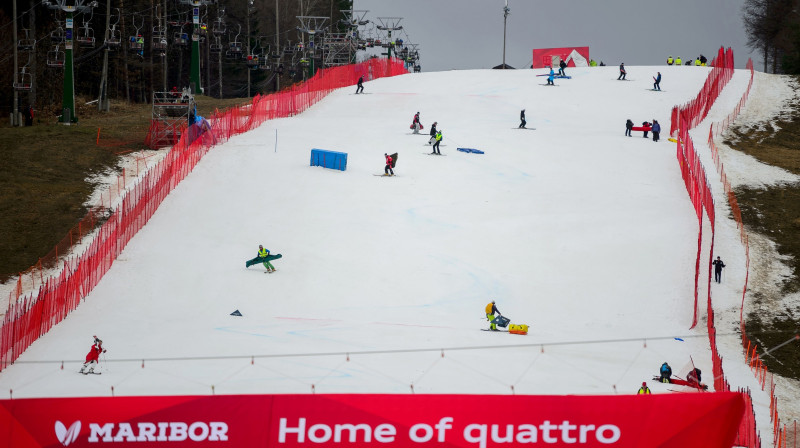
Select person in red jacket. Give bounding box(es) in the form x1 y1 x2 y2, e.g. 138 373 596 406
80 336 106 374
384 153 394 176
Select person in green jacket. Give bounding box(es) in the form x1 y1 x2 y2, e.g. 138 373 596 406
258 244 276 272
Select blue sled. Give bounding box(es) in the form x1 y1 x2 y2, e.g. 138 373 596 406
457 148 484 154
555 75 571 79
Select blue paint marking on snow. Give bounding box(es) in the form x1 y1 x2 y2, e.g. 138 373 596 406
674 337 684 341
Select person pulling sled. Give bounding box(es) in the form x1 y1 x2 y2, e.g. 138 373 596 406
384 153 397 176
245 245 282 272
486 300 503 331
80 336 106 374
411 112 423 134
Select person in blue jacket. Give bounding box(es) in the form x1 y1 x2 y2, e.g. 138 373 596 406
651 119 661 142
653 71 662 91
547 67 555 85
659 362 672 383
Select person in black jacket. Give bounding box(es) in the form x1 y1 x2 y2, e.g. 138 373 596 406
356 75 364 94
641 121 651 138
618 63 627 80
625 119 633 137
429 121 438 144
519 110 527 129
558 59 567 77
712 256 725 283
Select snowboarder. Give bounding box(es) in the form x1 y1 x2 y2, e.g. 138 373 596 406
618 63 627 80
80 336 106 374
712 256 725 283
652 120 661 142
384 153 395 176
653 72 662 91
641 121 651 138
411 112 422 134
547 67 555 85
257 245 277 272
429 122 438 144
625 119 633 137
356 75 364 94
659 362 672 383
485 300 501 331
558 58 567 77
432 130 442 155
519 110 527 129
637 382 651 394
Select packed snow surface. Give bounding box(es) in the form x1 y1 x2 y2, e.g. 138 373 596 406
0 66 771 409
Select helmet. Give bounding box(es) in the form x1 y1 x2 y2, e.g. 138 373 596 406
491 300 495 304
642 382 647 387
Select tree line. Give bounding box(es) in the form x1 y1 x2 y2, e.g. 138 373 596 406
743 0 800 73
1 0 352 117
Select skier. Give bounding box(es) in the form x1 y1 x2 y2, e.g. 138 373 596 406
558 58 567 77
80 336 106 374
356 75 364 94
659 362 672 383
547 67 555 85
485 300 501 331
411 112 422 134
618 62 627 80
432 129 442 155
625 119 633 137
653 71 662 91
637 382 651 394
257 244 277 273
429 122 438 144
712 256 725 283
519 110 526 129
384 153 395 176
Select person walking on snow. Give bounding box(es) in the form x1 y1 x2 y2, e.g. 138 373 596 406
485 300 501 331
641 121 651 138
638 382 651 394
558 58 567 77
384 153 395 176
652 120 661 142
356 75 364 94
712 256 725 283
429 122 438 144
80 336 106 374
432 129 443 155
653 71 662 91
519 110 527 129
618 62 627 80
659 362 672 383
625 119 633 137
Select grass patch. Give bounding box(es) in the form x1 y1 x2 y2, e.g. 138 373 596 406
0 95 251 282
724 98 800 378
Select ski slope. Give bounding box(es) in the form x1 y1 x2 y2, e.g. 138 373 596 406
0 66 767 405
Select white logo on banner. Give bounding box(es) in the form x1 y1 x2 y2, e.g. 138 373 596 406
55 420 81 446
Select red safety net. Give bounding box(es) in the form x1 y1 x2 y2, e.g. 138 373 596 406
0 58 408 371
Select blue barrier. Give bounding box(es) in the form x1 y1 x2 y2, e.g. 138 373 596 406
457 147 485 154
310 149 348 171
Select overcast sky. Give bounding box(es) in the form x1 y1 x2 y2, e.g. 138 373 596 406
354 0 754 72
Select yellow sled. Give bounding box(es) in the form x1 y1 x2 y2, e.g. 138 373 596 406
509 324 529 335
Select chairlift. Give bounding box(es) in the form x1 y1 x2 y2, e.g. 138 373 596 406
212 18 226 35
77 25 95 47
228 25 242 56
13 66 33 91
129 14 144 53
104 10 121 48
258 58 270 71
210 36 222 53
18 29 36 51
246 54 259 69
51 24 65 43
173 31 189 46
47 45 65 68
152 25 167 52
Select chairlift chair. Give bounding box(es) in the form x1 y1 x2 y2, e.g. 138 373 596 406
77 25 95 47
51 26 65 43
13 67 33 91
210 36 222 53
18 29 36 51
129 35 144 51
212 19 226 35
246 53 260 69
173 31 188 46
105 27 121 48
47 46 65 68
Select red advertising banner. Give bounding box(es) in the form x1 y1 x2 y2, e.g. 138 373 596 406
532 47 590 68
0 393 743 447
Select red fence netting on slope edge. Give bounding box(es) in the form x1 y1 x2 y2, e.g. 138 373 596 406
671 47 766 447
0 58 408 372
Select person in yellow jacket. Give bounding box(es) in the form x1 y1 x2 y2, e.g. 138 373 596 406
258 244 276 272
486 300 501 331
695 57 701 66
637 382 651 394
667 55 674 65
675 56 682 66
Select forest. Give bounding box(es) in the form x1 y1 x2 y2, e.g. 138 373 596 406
0 0 363 118
743 0 800 73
